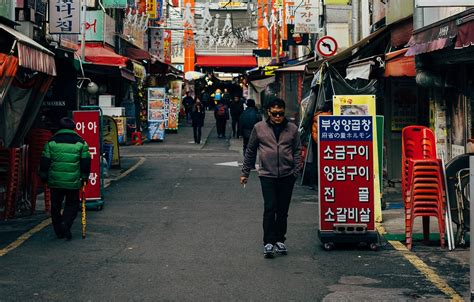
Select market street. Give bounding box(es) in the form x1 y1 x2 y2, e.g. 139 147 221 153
0 119 469 301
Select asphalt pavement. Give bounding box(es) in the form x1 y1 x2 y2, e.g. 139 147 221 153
0 112 470 301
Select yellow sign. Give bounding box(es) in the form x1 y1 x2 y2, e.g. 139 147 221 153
147 0 157 19
264 66 279 76
333 95 382 223
218 1 242 7
323 0 350 4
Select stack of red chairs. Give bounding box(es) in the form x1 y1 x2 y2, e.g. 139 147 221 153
25 129 53 214
402 126 445 250
0 148 21 220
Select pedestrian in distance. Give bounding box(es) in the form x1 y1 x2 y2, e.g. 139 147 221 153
191 99 205 144
240 98 302 258
39 117 91 241
214 99 229 138
222 88 231 106
229 95 244 139
182 91 194 124
239 99 261 154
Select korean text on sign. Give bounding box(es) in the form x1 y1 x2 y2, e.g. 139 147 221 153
318 116 375 231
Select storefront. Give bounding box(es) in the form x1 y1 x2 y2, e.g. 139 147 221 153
0 23 56 148
407 8 474 161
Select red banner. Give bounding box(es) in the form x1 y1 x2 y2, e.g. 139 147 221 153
318 116 375 232
73 111 101 200
164 30 172 64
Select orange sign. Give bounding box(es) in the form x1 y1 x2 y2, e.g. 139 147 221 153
183 0 195 73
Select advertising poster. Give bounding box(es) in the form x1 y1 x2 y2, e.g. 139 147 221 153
318 115 375 232
103 116 120 168
167 80 182 130
148 121 166 140
147 87 167 141
73 110 101 200
333 95 382 222
113 117 127 145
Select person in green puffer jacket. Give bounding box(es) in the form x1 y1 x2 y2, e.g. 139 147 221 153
40 117 91 241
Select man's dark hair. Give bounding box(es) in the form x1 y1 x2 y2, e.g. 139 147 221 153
59 117 76 130
246 99 255 107
267 98 285 109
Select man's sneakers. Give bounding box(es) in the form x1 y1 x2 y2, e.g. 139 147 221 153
275 242 288 255
264 242 288 258
263 243 274 258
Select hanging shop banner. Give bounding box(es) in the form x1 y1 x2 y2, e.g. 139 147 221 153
73 110 101 200
183 0 195 73
147 0 163 21
80 10 104 41
147 87 167 140
168 80 183 130
318 115 375 232
294 0 319 34
49 0 81 34
332 95 382 223
103 0 127 8
150 28 165 62
164 30 172 64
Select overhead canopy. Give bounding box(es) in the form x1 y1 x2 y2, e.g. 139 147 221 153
0 24 56 76
274 65 306 73
307 25 390 72
384 48 415 77
77 43 128 67
195 55 257 68
455 18 474 49
125 47 151 61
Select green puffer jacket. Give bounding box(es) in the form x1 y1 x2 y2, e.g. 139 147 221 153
39 129 91 190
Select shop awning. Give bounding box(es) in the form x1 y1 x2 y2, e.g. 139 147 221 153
455 19 474 49
195 55 257 68
77 43 128 67
125 47 151 61
0 24 56 76
274 65 306 72
249 76 275 93
406 15 459 56
384 48 416 77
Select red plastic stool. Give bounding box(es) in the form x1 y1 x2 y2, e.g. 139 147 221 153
130 132 143 145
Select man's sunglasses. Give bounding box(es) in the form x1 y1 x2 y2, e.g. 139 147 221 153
269 111 285 117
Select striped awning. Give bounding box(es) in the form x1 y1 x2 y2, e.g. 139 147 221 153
0 24 56 76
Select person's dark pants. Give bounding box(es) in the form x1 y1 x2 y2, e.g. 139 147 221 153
231 116 240 138
185 110 192 123
193 126 202 143
50 188 80 237
216 118 226 137
259 175 296 245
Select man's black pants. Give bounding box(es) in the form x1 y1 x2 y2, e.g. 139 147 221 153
216 118 226 137
259 175 295 245
50 188 80 237
231 117 240 138
193 126 202 143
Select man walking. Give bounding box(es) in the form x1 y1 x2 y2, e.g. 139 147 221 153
182 91 194 124
214 100 229 138
40 117 91 240
240 98 302 258
239 99 261 154
229 95 244 138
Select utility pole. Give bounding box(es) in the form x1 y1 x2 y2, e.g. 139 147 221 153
80 0 87 62
275 9 280 64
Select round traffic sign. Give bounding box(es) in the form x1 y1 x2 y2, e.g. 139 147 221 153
316 36 338 57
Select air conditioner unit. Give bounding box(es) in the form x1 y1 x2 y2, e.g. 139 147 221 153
99 95 115 107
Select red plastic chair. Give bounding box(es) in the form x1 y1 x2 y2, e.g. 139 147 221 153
402 126 446 249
